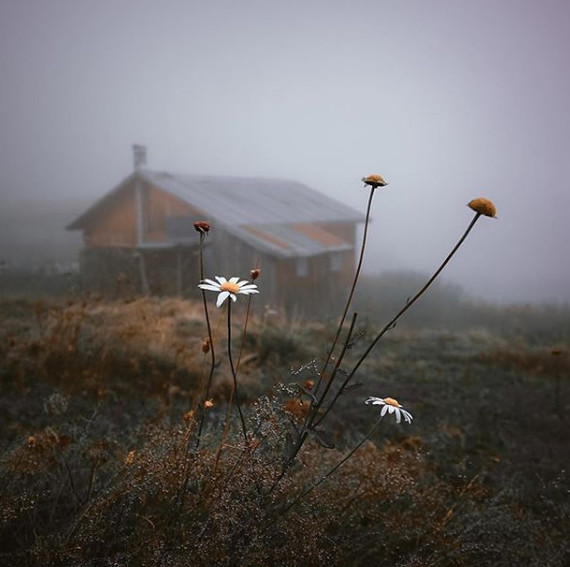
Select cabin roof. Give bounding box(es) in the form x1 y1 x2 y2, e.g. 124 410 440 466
67 170 364 231
139 170 364 225
67 170 365 258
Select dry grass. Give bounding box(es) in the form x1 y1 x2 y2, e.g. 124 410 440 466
1 296 569 566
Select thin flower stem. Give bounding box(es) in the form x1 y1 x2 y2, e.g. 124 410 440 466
271 188 375 495
236 275 256 372
263 313 358 498
274 414 384 521
315 186 376 395
195 232 216 451
227 300 248 443
312 312 358 426
347 212 482 380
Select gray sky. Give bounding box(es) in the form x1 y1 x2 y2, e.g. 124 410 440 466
1 0 569 303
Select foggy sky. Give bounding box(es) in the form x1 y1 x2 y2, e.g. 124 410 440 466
1 0 569 303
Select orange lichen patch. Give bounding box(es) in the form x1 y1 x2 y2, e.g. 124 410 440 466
292 224 348 248
243 226 291 249
467 198 497 218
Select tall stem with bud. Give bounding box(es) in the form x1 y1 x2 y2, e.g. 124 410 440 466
194 222 215 451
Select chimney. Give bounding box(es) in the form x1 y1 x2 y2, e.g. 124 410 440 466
132 144 147 171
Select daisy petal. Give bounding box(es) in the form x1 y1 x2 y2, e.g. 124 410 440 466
229 277 240 284
216 291 230 307
239 284 258 292
199 284 221 292
201 279 220 287
394 409 402 423
230 293 237 302
215 276 227 284
381 405 389 417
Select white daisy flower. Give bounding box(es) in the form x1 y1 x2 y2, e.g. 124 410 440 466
365 396 413 424
198 276 259 308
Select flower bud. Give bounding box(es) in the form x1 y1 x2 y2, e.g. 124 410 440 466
193 221 211 234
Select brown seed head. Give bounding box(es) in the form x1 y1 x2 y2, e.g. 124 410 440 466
27 435 36 447
362 173 388 188
467 198 497 218
193 220 211 234
201 338 210 353
183 410 195 423
303 379 315 390
250 268 261 281
203 399 214 409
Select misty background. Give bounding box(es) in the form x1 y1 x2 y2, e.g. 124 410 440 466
1 0 569 304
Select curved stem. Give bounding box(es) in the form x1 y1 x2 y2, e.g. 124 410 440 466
315 186 376 393
347 212 482 380
282 187 374 483
195 233 216 451
312 312 358 427
227 300 248 443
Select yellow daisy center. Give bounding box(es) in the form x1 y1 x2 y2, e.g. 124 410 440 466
220 282 240 294
384 397 400 407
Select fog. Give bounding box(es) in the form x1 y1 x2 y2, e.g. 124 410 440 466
1 0 569 304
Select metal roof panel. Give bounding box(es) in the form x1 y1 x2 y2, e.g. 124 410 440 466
139 170 364 226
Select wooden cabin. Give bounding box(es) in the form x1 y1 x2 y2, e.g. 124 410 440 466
67 146 365 313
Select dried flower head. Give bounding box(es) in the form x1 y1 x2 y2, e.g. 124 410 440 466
365 396 413 424
467 198 497 218
361 173 388 189
183 410 195 423
198 276 259 308
201 338 210 353
250 268 261 281
203 399 214 409
193 220 211 234
27 435 36 447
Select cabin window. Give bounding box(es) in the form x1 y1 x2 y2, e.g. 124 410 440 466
295 257 309 278
330 252 342 272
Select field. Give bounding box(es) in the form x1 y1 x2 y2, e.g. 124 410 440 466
1 289 569 566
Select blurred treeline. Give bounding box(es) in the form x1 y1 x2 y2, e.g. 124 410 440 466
354 272 570 344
